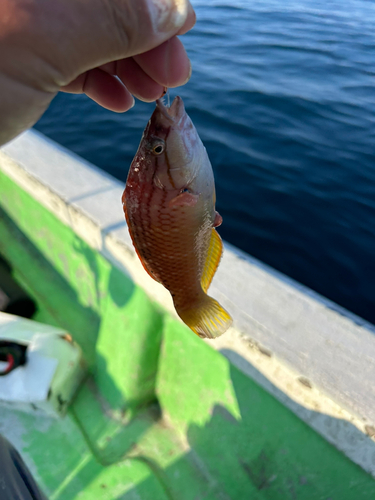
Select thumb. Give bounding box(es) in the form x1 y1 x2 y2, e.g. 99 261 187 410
102 0 195 53
56 0 195 84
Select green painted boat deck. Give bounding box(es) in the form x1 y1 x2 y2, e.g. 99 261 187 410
1 166 375 499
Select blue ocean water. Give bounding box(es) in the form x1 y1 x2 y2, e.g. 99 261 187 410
35 0 375 324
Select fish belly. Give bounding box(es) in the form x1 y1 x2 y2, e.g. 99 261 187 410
125 185 211 306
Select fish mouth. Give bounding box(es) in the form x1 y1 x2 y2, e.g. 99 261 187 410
146 96 187 139
155 96 185 124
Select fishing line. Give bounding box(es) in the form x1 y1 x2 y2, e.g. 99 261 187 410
167 88 171 108
166 38 171 108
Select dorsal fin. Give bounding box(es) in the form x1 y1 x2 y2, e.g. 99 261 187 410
201 229 223 293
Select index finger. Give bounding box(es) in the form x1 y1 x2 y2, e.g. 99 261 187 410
134 36 191 88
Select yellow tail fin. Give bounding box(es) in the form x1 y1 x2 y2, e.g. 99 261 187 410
176 294 232 339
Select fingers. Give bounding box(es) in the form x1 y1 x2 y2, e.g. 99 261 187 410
116 58 165 102
134 37 191 88
62 34 192 107
77 0 195 69
23 0 196 89
61 68 134 112
121 0 195 53
115 36 191 101
0 0 197 147
60 2 194 110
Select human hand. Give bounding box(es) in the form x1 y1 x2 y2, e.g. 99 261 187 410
0 0 195 146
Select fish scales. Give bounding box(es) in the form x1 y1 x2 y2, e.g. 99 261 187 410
123 96 232 339
126 170 208 300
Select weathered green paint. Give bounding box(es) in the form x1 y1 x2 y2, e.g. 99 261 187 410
95 272 163 412
0 406 169 500
0 170 162 414
158 316 375 499
1 166 375 499
71 379 160 465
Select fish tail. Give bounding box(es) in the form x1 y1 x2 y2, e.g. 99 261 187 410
176 294 233 339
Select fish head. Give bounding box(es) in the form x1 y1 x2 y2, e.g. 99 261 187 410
136 96 206 191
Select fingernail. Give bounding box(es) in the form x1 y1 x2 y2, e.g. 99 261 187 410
149 0 189 34
130 96 135 109
177 2 196 35
183 59 192 84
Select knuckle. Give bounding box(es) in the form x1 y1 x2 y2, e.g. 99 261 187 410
101 0 149 55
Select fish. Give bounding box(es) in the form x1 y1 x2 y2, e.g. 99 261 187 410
122 96 232 339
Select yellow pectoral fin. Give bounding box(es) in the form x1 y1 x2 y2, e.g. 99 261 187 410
201 229 223 293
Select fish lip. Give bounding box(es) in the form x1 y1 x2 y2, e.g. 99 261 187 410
156 96 185 123
155 99 174 124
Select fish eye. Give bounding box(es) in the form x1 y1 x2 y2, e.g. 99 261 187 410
152 142 165 155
